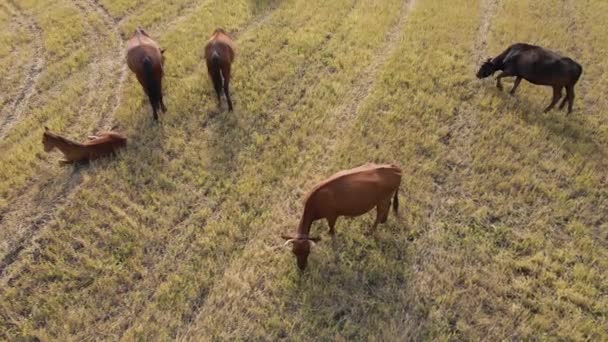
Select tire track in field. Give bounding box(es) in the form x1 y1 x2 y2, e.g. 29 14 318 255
76 0 127 131
473 0 498 65
323 0 415 161
119 1 365 338
400 1 499 336
0 0 45 140
177 1 415 338
64 1 300 336
0 0 126 281
562 0 608 245
437 0 498 198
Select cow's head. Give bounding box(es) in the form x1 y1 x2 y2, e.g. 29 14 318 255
477 58 497 79
281 234 321 271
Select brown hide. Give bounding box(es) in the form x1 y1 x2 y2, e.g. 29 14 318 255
283 163 402 270
204 28 235 111
126 28 166 120
42 128 127 163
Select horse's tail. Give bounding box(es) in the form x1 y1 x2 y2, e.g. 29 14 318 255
208 51 223 99
392 186 399 217
142 56 160 117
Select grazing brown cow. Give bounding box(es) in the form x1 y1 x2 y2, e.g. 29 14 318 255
281 163 402 270
42 127 127 164
127 27 166 121
204 28 235 111
477 43 583 114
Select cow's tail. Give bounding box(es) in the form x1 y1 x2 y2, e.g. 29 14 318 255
208 51 223 100
392 186 400 217
142 56 160 118
572 60 583 85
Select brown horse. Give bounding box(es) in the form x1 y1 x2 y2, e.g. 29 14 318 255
127 27 166 120
477 43 583 114
204 28 235 111
42 127 127 164
281 163 402 270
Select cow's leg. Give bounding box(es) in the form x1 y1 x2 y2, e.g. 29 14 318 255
326 215 338 236
379 197 392 224
369 199 391 235
510 76 522 95
544 86 563 112
558 92 569 110
565 85 575 114
495 70 514 91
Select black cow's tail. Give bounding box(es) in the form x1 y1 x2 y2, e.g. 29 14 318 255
392 186 400 217
208 51 223 100
573 61 583 85
143 56 160 119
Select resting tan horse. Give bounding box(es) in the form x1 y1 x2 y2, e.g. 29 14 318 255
42 127 127 164
204 28 235 111
127 27 166 120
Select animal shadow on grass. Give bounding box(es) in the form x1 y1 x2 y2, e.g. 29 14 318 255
205 109 251 179
292 220 412 337
482 82 605 162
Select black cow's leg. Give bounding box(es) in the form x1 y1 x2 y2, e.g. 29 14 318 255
495 71 514 91
510 77 522 95
558 92 569 110
565 85 575 114
544 86 563 112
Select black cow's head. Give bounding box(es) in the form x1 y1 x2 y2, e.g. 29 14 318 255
477 58 498 78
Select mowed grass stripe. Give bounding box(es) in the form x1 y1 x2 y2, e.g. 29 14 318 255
0 0 42 136
384 0 607 339
181 0 484 340
0 0 114 198
0 0 126 264
145 0 408 337
0 0 366 338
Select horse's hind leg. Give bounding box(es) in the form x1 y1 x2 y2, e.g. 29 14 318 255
207 63 223 108
149 97 159 121
159 80 167 113
222 65 233 111
544 86 562 113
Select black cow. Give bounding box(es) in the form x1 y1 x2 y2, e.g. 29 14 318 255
477 43 583 114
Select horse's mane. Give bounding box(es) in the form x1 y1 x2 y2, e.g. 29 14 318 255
43 131 81 147
209 28 231 41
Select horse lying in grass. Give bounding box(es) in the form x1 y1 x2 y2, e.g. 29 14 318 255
204 28 235 111
127 27 167 121
281 163 402 270
477 43 583 114
42 127 127 164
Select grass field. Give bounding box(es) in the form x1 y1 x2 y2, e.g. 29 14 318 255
0 0 607 340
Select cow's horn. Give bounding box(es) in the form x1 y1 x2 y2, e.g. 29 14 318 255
283 239 296 246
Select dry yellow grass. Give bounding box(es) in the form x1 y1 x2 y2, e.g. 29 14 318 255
0 0 606 340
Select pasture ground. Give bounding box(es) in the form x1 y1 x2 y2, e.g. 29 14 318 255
0 0 607 340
